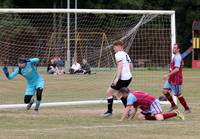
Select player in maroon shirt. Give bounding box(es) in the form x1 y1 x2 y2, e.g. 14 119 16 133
118 87 184 121
163 44 191 113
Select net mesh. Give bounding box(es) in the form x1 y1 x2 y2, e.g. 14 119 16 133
0 11 172 104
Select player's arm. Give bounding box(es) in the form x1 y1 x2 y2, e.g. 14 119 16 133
167 68 179 77
164 68 179 80
129 62 133 71
181 46 192 59
113 61 123 85
120 94 137 121
127 55 133 71
2 67 19 80
120 106 137 121
164 56 181 80
29 58 40 64
120 105 132 121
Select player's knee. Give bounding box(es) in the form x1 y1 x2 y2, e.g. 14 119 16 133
137 113 145 120
36 87 43 101
163 89 169 94
177 94 182 98
24 95 32 104
106 87 114 97
155 114 164 121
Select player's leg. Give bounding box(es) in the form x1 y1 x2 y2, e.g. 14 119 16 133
142 112 183 121
103 78 131 117
119 78 132 107
141 99 180 121
175 86 191 113
103 87 116 117
34 87 43 111
35 80 45 111
25 84 35 110
142 99 163 120
163 81 177 111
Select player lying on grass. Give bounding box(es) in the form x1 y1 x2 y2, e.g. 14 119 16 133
2 57 45 111
118 87 184 121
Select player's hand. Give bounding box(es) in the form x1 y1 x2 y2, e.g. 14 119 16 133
2 66 9 77
113 79 118 86
163 74 169 80
3 66 8 72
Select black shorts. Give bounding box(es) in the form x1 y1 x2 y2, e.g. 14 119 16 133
111 77 132 90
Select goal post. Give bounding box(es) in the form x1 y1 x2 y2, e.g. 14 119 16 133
0 9 176 107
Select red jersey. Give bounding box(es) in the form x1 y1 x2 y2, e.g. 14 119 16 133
127 91 156 111
168 54 183 85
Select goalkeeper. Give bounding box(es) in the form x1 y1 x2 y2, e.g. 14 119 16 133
2 57 45 111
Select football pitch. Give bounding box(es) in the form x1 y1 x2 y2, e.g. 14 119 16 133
0 69 200 139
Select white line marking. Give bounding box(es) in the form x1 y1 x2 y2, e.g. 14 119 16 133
1 122 190 132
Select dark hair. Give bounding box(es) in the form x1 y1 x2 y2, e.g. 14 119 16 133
18 55 26 64
112 40 124 48
174 43 181 50
119 87 130 94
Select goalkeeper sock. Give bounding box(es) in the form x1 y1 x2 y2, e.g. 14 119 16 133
178 96 189 110
107 96 113 113
164 92 176 107
35 100 41 110
163 112 177 120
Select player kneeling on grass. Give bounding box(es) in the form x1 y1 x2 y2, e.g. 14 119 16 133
2 57 45 111
118 87 184 121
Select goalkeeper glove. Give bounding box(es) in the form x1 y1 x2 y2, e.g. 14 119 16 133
2 66 9 78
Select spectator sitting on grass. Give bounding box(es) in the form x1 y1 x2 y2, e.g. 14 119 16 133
69 58 82 74
81 59 91 74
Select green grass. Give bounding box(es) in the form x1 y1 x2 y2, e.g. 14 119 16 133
0 69 200 139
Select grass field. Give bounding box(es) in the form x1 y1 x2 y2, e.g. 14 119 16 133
0 69 200 139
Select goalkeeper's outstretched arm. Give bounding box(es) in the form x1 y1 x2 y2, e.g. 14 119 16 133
2 67 19 80
29 58 40 64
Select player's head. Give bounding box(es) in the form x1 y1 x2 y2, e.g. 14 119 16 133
118 87 130 98
82 59 87 64
112 40 124 53
173 43 181 54
17 56 27 68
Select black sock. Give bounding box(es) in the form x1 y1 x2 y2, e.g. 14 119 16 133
121 97 127 107
107 98 113 113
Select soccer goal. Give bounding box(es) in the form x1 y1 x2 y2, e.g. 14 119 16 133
0 9 176 108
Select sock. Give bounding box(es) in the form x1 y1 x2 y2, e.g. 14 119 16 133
145 115 156 120
178 96 189 110
35 100 41 110
121 97 127 107
107 96 113 113
164 92 176 107
163 112 177 119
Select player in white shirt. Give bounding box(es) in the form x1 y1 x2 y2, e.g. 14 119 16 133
103 40 133 117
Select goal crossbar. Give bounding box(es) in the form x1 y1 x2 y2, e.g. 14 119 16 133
0 9 175 14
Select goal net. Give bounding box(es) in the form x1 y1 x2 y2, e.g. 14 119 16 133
0 9 176 107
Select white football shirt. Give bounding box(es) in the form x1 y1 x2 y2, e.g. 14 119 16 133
71 63 81 71
115 51 132 80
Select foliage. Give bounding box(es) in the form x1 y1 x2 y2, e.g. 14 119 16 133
0 0 199 66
